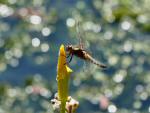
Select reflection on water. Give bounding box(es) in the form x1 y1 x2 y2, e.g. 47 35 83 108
0 0 150 113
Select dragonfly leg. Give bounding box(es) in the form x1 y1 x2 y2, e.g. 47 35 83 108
64 54 73 65
68 54 73 63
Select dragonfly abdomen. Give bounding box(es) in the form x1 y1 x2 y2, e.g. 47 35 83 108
86 54 107 68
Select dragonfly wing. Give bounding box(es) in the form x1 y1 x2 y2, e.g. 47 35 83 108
76 20 85 49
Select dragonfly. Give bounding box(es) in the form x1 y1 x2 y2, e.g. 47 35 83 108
65 21 107 69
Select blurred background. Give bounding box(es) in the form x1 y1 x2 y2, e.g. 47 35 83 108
0 0 150 113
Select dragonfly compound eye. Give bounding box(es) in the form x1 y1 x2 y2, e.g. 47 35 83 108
66 45 72 51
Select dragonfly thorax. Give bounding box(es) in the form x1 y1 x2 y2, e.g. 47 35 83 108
66 45 73 52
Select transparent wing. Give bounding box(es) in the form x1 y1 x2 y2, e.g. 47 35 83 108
75 20 84 49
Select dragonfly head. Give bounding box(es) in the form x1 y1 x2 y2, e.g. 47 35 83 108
66 45 73 52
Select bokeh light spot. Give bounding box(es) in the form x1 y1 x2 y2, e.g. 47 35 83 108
8 0 17 4
66 18 75 27
13 48 23 58
41 43 49 52
7 88 17 97
113 74 124 83
5 50 13 60
9 58 19 67
123 41 133 52
32 38 40 47
140 92 148 100
30 15 42 25
148 106 150 112
136 85 144 93
121 21 131 30
104 31 113 40
108 105 117 113
0 4 14 17
0 39 4 47
137 15 147 24
108 55 119 65
42 27 51 36
0 63 7 72
133 101 142 109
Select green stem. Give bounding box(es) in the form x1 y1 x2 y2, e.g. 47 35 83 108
60 101 66 113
